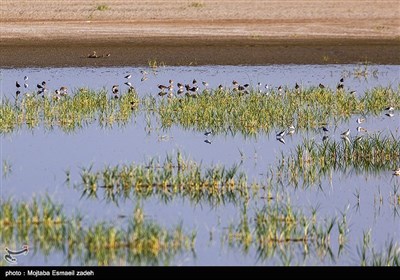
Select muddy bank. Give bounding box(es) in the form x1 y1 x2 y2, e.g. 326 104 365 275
1 0 399 67
1 38 399 67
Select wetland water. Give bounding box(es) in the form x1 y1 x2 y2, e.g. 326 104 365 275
1 65 399 265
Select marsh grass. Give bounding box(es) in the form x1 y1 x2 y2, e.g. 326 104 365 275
148 59 166 69
75 152 251 205
358 231 399 266
2 159 12 178
274 134 400 188
149 85 399 136
0 199 195 265
1 85 398 135
73 132 400 204
342 63 379 79
0 88 139 133
225 202 337 264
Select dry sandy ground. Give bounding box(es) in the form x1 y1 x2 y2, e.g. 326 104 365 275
0 0 399 66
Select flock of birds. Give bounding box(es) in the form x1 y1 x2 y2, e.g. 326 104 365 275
275 105 395 145
12 73 400 175
153 77 355 98
111 71 149 98
15 75 68 100
12 73 367 101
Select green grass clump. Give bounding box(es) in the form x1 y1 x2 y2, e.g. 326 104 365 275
189 2 205 8
1 85 398 135
96 5 110 11
149 85 399 136
0 199 195 265
148 59 166 69
274 134 400 188
76 152 250 205
0 88 139 133
358 231 399 266
225 203 337 264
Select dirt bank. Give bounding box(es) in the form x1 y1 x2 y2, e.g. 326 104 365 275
1 0 399 67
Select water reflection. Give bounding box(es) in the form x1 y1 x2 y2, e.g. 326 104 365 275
1 65 399 266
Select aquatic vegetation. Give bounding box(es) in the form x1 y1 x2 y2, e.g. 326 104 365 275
2 159 12 178
1 72 399 266
148 59 166 69
72 132 400 204
75 152 251 205
149 85 399 136
358 231 399 266
342 63 379 79
225 202 338 265
274 134 400 188
0 88 139 133
0 199 195 265
1 85 398 135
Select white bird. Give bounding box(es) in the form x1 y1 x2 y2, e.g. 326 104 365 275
277 137 285 144
276 130 286 137
357 126 367 133
288 125 295 135
341 129 350 137
356 118 365 124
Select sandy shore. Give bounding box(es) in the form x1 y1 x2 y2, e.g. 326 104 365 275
1 0 399 67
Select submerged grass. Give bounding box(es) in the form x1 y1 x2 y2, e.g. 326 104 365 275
225 202 338 264
72 131 400 203
358 231 399 266
0 198 195 265
274 133 400 188
0 88 139 133
75 152 251 205
2 159 12 178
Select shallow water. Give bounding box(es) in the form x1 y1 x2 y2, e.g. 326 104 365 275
1 65 399 265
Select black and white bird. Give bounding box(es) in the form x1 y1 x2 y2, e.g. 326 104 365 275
276 130 286 138
341 129 350 137
356 118 365 124
112 85 119 94
277 137 285 144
